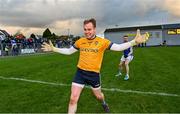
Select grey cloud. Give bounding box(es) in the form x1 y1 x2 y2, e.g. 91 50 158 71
0 0 180 35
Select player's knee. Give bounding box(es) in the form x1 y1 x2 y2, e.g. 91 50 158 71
95 93 104 100
125 62 129 66
95 95 103 100
119 63 123 67
69 94 79 104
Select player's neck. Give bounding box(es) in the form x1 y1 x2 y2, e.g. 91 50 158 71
87 35 96 40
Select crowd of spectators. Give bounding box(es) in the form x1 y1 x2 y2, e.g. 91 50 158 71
0 36 43 56
0 36 74 56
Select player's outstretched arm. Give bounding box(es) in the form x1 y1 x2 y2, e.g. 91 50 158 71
41 40 78 55
110 29 149 51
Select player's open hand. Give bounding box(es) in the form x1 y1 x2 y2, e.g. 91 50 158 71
134 29 149 44
41 40 54 52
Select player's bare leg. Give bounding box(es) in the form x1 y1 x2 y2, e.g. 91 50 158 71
124 60 130 80
115 61 124 77
68 83 83 114
92 88 110 113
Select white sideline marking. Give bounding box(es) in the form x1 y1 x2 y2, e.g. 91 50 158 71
0 76 70 87
0 76 179 97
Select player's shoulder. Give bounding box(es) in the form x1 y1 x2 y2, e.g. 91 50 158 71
95 36 110 42
75 37 87 42
79 37 86 40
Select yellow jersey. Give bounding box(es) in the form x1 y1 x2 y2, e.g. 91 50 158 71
73 36 112 73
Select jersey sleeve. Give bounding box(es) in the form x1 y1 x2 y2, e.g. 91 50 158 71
73 39 81 50
103 38 113 50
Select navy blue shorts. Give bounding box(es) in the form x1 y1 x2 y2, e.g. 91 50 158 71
73 68 101 88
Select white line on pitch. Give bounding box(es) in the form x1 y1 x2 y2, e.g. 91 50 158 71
0 76 179 97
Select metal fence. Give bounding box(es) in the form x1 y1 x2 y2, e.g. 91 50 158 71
0 40 72 56
0 42 43 56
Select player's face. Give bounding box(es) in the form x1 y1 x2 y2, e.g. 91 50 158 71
123 37 128 42
84 22 96 39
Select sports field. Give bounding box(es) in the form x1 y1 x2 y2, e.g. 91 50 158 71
0 46 180 113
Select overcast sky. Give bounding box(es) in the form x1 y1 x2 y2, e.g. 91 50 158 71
0 0 180 37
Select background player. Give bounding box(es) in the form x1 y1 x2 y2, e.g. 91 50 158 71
115 35 133 80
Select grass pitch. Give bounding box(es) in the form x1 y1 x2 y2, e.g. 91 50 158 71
0 47 180 113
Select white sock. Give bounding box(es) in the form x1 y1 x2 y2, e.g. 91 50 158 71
118 70 121 74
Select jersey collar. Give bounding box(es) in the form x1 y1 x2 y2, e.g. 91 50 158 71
87 35 96 40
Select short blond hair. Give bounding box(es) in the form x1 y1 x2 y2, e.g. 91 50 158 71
83 18 96 28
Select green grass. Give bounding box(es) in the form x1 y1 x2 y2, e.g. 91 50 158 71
0 47 180 113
